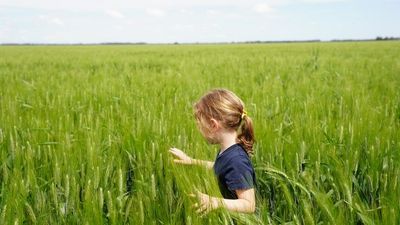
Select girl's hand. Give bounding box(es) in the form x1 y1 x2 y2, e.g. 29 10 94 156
189 191 220 215
169 147 193 165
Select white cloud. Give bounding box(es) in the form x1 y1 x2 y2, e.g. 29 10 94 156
0 0 257 10
179 9 193 15
301 0 348 3
105 9 124 19
38 15 64 25
174 24 194 30
0 0 351 12
253 0 347 13
206 9 219 15
263 0 291 6
0 27 9 39
0 0 383 44
50 18 64 25
113 25 124 30
146 8 166 17
253 3 274 13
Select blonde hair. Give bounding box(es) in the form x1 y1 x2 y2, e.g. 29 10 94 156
194 89 255 155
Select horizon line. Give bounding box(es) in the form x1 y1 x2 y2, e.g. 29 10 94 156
1 36 399 46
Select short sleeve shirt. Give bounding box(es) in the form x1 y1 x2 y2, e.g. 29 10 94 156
213 143 256 199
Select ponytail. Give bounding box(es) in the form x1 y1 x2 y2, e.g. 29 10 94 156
237 115 255 156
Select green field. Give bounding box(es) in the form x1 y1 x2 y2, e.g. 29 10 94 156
0 41 399 224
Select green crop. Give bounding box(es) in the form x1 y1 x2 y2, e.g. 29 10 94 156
0 41 399 224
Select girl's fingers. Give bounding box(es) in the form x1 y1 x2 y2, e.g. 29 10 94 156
169 148 185 159
168 148 177 153
169 147 182 154
188 193 196 198
169 150 183 159
189 193 211 215
200 208 210 217
195 205 205 214
169 149 179 156
196 204 209 215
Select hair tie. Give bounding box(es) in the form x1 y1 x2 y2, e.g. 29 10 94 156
241 110 248 120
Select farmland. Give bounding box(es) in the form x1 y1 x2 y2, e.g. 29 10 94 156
0 41 399 224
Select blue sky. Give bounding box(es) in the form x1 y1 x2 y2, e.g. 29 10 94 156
0 0 399 43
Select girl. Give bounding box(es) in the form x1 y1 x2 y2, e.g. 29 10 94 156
169 88 256 215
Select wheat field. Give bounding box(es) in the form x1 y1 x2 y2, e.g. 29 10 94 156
0 41 399 224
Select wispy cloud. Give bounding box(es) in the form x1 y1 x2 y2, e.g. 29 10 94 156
38 15 64 26
253 3 274 13
301 0 349 3
179 8 193 15
105 9 124 19
262 0 348 5
0 0 397 43
253 0 347 13
0 26 9 38
146 8 166 17
0 0 349 12
173 24 194 30
206 9 220 15
50 18 64 25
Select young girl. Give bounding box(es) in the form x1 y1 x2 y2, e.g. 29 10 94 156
169 88 256 215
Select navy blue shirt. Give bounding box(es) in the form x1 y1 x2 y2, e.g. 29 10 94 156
213 144 256 199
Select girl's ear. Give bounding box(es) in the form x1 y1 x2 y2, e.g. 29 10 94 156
209 118 220 131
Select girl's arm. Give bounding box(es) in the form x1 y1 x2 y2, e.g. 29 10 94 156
190 158 214 169
169 148 214 169
193 188 256 214
221 189 255 213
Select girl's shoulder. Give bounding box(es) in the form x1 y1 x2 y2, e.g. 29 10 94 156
231 143 249 157
226 144 251 163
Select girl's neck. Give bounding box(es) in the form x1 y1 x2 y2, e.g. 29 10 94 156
219 130 238 153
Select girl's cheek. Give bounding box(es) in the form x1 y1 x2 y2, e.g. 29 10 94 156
204 131 218 144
